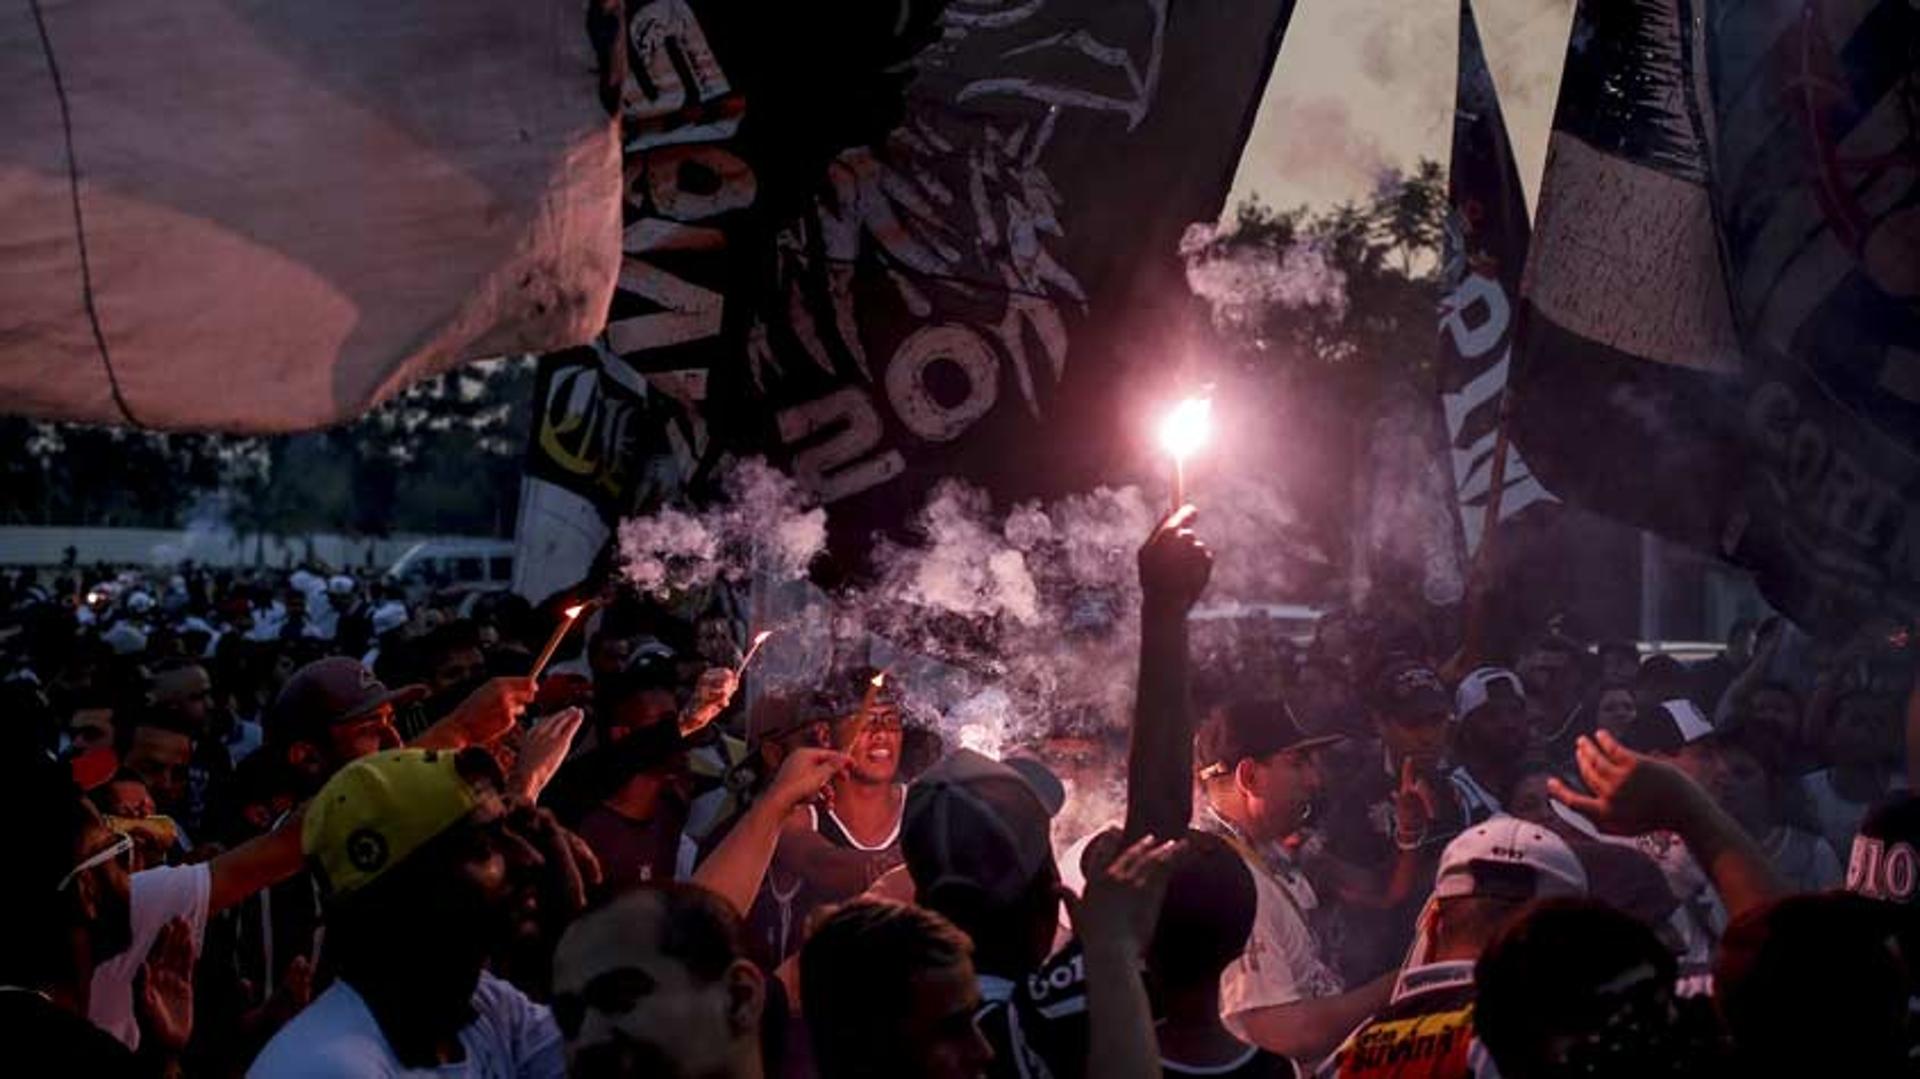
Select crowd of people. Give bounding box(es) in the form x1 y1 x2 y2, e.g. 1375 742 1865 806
2 513 1918 1078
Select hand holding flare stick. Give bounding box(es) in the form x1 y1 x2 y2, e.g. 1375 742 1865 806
736 629 775 676
530 601 596 681
1157 395 1213 511
837 670 892 753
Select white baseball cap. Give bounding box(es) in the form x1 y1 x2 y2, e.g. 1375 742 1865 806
1659 699 1713 744
1455 666 1525 719
327 575 357 596
371 601 410 637
1432 814 1588 903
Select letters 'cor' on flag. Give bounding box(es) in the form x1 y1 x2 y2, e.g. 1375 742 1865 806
1511 0 1920 629
514 0 1302 593
1438 0 1555 559
1704 0 1920 627
0 0 622 432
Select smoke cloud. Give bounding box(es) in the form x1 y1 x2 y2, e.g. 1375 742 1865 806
1179 220 1350 332
617 458 828 597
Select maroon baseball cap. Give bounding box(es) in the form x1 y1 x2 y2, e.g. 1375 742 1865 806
268 657 426 743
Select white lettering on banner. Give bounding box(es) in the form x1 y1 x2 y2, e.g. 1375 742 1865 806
1439 271 1555 552
602 1 1183 509
606 0 752 421
607 260 725 354
776 388 906 503
1848 836 1919 902
887 325 1001 442
1441 273 1509 359
1744 381 1920 610
623 0 740 147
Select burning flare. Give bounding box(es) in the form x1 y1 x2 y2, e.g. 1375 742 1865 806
736 629 776 675
531 600 595 679
1157 396 1213 462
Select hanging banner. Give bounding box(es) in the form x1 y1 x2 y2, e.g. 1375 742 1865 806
1703 0 1920 626
1438 0 1555 559
1507 0 1747 589
1510 0 1920 630
518 0 1301 582
0 0 620 431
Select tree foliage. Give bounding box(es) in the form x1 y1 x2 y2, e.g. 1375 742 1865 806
1200 159 1451 603
0 359 534 538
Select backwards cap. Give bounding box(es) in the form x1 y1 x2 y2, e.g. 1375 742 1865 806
1433 815 1589 902
1455 667 1525 719
902 750 1058 909
303 749 480 899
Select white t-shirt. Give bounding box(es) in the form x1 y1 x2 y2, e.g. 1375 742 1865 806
249 971 565 1078
89 862 211 1049
1207 815 1344 1034
1802 769 1908 856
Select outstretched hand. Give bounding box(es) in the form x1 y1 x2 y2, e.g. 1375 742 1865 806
424 676 538 749
681 667 740 736
1393 757 1442 845
510 707 584 803
1138 505 1211 613
1063 833 1183 957
138 917 196 1052
1547 731 1705 837
767 747 849 812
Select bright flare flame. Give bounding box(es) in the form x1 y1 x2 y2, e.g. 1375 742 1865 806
1157 397 1213 461
871 672 886 689
751 630 773 648
563 604 586 619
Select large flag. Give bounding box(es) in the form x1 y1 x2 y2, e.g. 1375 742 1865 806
1438 0 1555 559
1510 0 1920 630
514 0 1300 592
1700 0 1920 626
0 0 621 432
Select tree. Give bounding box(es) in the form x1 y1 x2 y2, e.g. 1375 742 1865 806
1187 161 1452 607
0 358 535 539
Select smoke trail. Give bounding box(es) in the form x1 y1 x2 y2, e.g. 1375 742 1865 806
616 458 828 597
1180 220 1350 333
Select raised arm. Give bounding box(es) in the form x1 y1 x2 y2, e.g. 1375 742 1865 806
1714 619 1782 725
1233 974 1395 1063
1126 506 1212 842
208 806 305 915
692 748 846 914
1064 835 1184 1079
1548 731 1783 919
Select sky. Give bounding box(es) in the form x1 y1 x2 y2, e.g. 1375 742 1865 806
1229 0 1576 216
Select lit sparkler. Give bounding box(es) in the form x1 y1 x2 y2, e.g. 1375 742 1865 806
529 602 592 680
736 629 775 676
1157 395 1213 510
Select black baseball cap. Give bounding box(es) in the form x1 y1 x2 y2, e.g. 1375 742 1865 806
1195 699 1344 780
268 657 426 743
1373 659 1451 721
903 750 1060 909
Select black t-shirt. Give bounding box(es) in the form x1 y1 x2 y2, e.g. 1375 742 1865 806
977 942 1091 1079
0 989 145 1077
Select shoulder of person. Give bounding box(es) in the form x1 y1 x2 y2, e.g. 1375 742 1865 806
248 986 396 1077
1019 941 1091 1020
132 861 212 931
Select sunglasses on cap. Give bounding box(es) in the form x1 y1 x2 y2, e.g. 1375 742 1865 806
56 831 134 892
